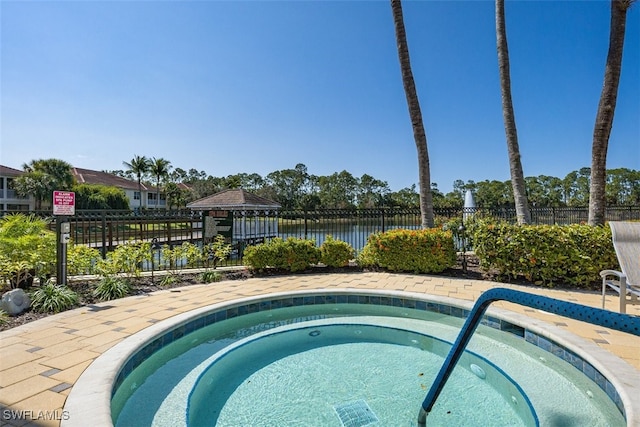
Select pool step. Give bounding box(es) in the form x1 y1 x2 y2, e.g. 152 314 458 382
333 399 379 427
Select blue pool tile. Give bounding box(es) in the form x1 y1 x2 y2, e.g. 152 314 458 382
450 307 464 319
214 311 226 322
259 300 271 311
583 362 596 382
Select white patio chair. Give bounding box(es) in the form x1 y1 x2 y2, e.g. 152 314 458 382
600 221 640 313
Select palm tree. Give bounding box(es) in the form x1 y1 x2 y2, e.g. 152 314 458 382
589 0 635 226
13 170 53 210
149 157 172 209
123 155 150 209
495 0 531 225
390 0 434 228
16 158 74 209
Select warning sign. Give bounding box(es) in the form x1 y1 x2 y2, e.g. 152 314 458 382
53 191 75 216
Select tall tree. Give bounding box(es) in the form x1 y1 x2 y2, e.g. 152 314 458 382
16 158 74 209
588 0 635 225
13 170 53 210
495 0 531 224
123 155 150 209
149 157 172 209
22 158 74 190
391 0 434 228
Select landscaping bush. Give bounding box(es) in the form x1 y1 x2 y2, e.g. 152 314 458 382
203 235 233 269
320 235 355 267
92 276 131 301
97 241 152 278
472 221 617 287
0 310 8 326
0 214 56 288
199 270 222 283
358 228 456 274
243 237 320 272
68 244 101 276
30 282 78 313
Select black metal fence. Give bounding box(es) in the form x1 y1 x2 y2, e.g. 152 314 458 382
2 206 639 269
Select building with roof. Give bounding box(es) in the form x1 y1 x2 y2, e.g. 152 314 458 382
0 165 35 211
187 189 281 248
72 167 167 209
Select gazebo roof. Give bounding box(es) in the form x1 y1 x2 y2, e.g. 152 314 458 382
187 189 281 210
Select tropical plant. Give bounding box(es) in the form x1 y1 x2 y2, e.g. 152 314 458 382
30 282 78 313
589 0 636 226
0 310 8 326
160 274 179 287
203 235 232 269
96 241 151 278
93 276 131 301
13 170 53 210
495 0 531 224
0 214 56 288
390 0 434 228
199 270 222 283
15 159 75 209
67 244 101 276
123 155 150 209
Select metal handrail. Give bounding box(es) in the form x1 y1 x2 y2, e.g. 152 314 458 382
417 288 640 426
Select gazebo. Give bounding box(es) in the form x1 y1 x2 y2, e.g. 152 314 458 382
187 189 281 250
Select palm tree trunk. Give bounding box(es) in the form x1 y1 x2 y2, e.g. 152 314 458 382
496 0 531 225
588 0 633 226
391 0 434 228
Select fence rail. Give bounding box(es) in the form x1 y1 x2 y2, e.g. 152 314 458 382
2 206 639 270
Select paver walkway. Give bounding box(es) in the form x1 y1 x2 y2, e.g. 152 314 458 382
1 271 639 427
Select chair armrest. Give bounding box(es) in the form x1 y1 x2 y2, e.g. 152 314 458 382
599 270 626 281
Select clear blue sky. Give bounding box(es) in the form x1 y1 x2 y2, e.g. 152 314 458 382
1 0 638 193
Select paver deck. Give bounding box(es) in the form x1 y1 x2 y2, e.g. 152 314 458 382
1 271 639 427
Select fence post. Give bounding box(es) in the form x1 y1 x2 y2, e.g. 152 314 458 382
381 207 386 233
101 211 107 258
304 209 308 239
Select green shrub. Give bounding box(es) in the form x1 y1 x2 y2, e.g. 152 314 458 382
0 214 56 288
0 310 8 326
243 237 320 272
472 222 617 287
68 244 101 276
203 235 232 268
242 242 275 271
358 228 456 274
30 282 78 313
92 276 130 301
199 270 222 283
98 241 151 278
160 274 179 287
320 235 355 267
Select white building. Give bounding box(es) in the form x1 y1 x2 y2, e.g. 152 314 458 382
72 168 167 209
0 165 35 211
